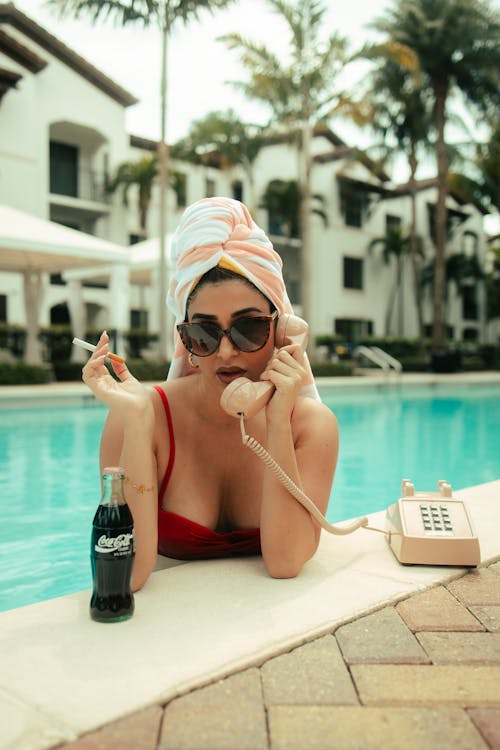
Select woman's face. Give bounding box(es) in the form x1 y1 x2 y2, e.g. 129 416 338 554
186 279 275 389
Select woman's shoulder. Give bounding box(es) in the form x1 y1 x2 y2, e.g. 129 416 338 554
292 395 338 433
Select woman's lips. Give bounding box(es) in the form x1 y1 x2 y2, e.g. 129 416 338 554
216 368 246 385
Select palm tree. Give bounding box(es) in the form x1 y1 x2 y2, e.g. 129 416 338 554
106 155 158 236
48 0 235 358
372 0 500 353
368 226 415 336
171 110 266 214
219 0 368 339
421 251 485 330
259 178 327 239
447 120 500 217
361 47 432 357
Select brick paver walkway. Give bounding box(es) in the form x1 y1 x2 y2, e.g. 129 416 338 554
56 561 500 750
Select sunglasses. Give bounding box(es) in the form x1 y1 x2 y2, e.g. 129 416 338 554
177 311 278 357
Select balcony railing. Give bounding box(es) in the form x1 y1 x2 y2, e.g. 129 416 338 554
50 166 110 204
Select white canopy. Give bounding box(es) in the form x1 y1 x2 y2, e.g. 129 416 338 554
0 204 129 271
0 204 130 362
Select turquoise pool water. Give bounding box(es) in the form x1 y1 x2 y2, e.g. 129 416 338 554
1 383 499 612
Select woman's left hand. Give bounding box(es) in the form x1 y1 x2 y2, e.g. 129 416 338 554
260 343 307 420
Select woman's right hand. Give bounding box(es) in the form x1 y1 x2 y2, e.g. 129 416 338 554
82 331 153 424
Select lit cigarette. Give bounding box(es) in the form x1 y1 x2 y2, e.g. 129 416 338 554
72 337 125 364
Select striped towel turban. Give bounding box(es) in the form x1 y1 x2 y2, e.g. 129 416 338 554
166 196 319 400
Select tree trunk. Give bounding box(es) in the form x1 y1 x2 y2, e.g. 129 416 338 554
298 122 312 345
431 80 449 351
157 20 170 360
408 154 426 360
298 0 313 351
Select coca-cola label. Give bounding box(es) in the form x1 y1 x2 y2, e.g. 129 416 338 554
94 532 134 556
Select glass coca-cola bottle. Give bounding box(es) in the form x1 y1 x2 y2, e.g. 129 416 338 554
90 466 135 622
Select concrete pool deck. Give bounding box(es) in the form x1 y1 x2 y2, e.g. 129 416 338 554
1 374 499 749
1 370 500 408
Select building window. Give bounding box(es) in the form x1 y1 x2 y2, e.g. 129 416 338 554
0 294 7 322
334 318 373 340
130 309 148 329
462 327 478 341
129 234 142 245
50 141 78 197
172 171 187 207
386 214 401 232
49 273 66 285
463 231 478 258
50 303 70 324
205 178 216 198
231 180 243 202
343 257 363 290
462 285 478 320
339 181 367 227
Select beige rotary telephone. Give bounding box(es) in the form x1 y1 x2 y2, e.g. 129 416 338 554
220 314 369 536
385 479 480 566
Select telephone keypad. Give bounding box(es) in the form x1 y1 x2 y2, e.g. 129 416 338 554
419 503 454 536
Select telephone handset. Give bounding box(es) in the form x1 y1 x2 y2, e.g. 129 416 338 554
220 313 370 537
220 314 310 419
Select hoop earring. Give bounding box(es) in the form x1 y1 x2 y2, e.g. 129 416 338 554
188 352 199 369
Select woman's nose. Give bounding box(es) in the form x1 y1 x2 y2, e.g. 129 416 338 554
217 331 238 358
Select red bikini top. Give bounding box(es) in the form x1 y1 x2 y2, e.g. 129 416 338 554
154 385 261 560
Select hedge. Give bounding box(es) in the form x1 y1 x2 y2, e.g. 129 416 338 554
0 362 51 385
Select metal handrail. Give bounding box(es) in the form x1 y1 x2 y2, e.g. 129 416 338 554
353 345 402 373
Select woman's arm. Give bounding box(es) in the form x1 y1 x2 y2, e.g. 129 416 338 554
100 411 158 591
259 347 339 578
83 332 159 591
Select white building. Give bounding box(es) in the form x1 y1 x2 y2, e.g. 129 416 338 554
0 3 490 363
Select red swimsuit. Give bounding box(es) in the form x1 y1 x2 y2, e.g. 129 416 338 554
154 386 261 560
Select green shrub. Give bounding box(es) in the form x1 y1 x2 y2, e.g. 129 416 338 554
39 325 74 362
356 336 426 358
124 329 159 358
0 323 26 357
52 361 85 381
397 356 430 372
462 355 487 371
126 359 170 381
0 361 51 385
477 344 500 369
311 361 354 377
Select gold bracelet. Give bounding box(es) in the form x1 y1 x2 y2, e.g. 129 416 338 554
125 476 155 494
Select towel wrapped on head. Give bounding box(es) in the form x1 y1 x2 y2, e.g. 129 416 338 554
167 196 319 400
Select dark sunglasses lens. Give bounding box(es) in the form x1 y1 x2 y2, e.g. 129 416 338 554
231 317 272 352
179 323 220 356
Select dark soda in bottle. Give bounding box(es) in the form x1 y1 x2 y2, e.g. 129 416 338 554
90 466 135 622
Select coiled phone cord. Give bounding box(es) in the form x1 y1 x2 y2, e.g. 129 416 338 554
239 414 372 536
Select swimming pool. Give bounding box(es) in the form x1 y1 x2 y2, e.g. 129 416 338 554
1 381 499 612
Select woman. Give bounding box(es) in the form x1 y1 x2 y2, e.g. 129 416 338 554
82 197 338 588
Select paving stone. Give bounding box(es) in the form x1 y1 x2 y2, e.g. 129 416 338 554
416 632 500 664
468 707 500 750
447 569 500 606
470 606 500 632
61 705 163 750
335 607 429 664
489 561 500 576
158 669 267 750
260 634 358 707
350 664 500 706
396 585 485 632
268 706 488 750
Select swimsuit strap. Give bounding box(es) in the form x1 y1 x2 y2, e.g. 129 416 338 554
153 385 175 502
